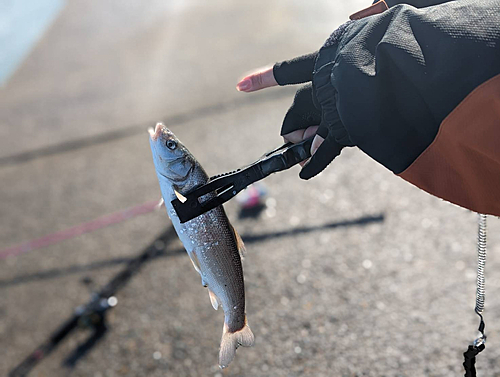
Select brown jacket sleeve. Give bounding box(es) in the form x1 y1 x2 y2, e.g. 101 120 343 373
399 74 500 216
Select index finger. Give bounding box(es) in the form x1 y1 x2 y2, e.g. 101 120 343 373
236 66 278 92
273 51 318 86
236 51 318 93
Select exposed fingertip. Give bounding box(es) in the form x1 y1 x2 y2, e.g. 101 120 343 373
281 129 305 143
299 157 310 167
303 126 319 140
310 134 325 156
236 79 251 92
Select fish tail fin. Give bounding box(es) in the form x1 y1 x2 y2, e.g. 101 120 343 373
218 317 254 369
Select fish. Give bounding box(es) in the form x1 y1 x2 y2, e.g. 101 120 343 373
148 122 254 368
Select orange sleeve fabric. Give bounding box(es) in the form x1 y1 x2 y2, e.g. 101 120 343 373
350 1 389 20
398 74 500 216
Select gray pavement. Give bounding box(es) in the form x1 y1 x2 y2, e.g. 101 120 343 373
1 1 500 376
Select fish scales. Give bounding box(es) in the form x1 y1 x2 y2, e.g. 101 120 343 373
149 123 254 368
184 202 246 332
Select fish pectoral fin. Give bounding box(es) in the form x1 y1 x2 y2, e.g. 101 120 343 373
208 289 220 311
230 223 246 258
187 251 202 275
174 189 187 203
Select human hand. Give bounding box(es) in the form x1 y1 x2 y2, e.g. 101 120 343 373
236 53 343 179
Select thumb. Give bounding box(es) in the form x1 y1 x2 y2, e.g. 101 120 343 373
299 132 342 180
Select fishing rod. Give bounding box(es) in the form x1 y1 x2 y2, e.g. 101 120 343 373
8 227 177 377
6 213 385 375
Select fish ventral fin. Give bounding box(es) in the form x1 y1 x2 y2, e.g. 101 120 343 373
208 289 220 311
219 317 254 369
230 223 246 258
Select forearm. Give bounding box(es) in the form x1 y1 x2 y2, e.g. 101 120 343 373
316 0 500 215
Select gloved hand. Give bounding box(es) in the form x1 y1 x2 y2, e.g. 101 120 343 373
237 53 343 180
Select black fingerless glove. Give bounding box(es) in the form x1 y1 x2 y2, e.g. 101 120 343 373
280 83 322 136
299 123 343 180
272 50 346 180
273 52 318 86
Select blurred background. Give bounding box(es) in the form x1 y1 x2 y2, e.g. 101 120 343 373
1 0 500 376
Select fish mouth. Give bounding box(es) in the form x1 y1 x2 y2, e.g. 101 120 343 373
148 122 165 141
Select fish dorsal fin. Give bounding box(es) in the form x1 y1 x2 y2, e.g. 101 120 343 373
208 289 220 310
187 251 202 275
174 189 187 203
230 223 246 258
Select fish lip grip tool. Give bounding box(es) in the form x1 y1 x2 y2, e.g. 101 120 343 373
171 137 314 223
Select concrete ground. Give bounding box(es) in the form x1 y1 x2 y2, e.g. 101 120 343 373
1 1 500 376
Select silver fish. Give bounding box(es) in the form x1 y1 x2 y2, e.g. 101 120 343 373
149 123 254 368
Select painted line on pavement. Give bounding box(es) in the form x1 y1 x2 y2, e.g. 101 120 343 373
0 200 159 259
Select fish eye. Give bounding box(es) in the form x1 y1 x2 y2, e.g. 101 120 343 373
166 139 177 150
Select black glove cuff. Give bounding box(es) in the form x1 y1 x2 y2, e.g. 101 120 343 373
313 60 354 147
